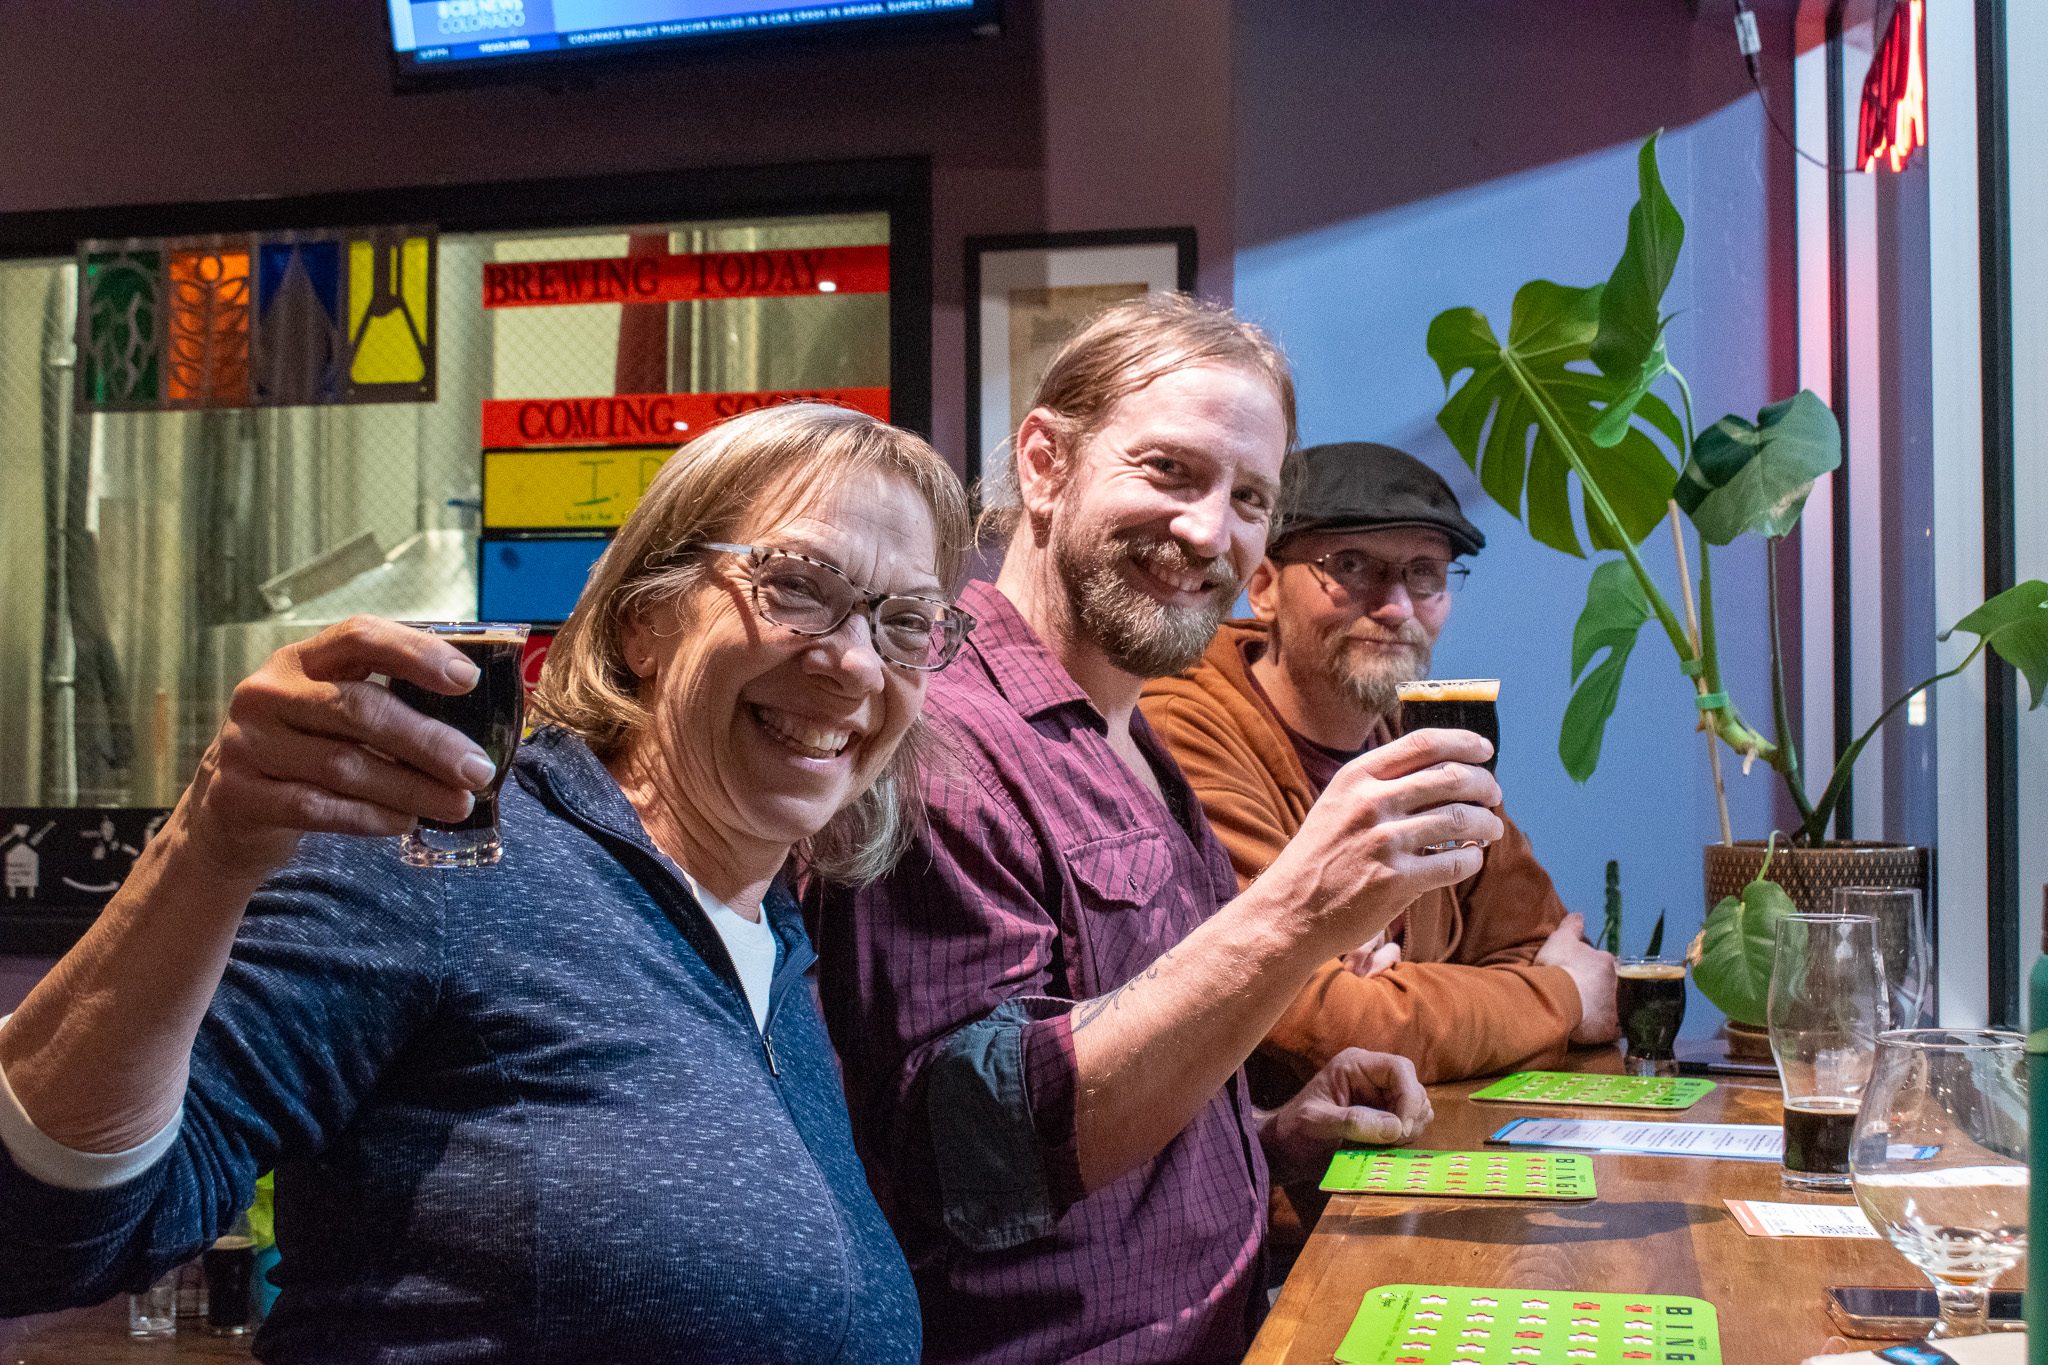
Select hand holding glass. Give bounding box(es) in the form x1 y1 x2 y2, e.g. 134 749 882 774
1851 1029 2028 1340
1397 678 1499 851
1767 913 1886 1190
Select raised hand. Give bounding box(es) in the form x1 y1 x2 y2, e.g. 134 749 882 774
1257 727 1503 959
181 616 500 882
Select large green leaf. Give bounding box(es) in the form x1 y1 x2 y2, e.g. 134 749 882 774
1560 559 1652 781
1588 134 1685 448
1941 579 2048 708
1693 869 1794 1027
1429 281 1680 557
1676 391 1841 544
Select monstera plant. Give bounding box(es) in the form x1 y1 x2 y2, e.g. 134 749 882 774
1425 132 2048 1027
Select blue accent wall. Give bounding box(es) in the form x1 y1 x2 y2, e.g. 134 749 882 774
1233 1 1799 1033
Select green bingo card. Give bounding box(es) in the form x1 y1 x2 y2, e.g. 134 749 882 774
1336 1284 1722 1364
1320 1149 1595 1200
1469 1071 1715 1111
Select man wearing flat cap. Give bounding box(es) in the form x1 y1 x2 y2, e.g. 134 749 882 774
1141 441 1617 1106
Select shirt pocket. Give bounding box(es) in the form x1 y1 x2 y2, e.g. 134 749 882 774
1063 827 1180 997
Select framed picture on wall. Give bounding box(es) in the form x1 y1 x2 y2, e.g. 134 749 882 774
964 228 1196 485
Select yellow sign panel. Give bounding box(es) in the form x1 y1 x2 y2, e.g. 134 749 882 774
484 445 677 530
347 233 433 390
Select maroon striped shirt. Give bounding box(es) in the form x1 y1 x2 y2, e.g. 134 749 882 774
809 579 1270 1364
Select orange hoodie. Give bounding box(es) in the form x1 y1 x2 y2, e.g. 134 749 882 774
1138 620 1583 1091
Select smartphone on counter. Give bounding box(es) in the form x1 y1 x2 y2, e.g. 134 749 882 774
1824 1285 2024 1339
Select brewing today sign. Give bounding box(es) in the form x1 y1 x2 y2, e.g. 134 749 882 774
482 245 890 307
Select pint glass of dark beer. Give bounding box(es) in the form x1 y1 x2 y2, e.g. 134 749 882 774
1766 913 1885 1191
389 622 530 868
1615 956 1687 1076
1398 679 1500 850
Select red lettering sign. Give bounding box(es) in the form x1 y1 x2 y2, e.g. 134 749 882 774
481 388 891 449
482 245 889 308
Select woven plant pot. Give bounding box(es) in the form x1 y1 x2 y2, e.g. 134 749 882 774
1701 840 1930 1064
1702 839 1930 918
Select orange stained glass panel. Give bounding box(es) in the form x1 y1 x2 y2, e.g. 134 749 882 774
166 247 252 406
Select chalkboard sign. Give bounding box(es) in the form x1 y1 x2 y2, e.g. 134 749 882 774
0 807 172 953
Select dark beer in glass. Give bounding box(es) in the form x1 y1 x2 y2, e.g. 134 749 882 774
201 1229 256 1336
1616 958 1687 1076
389 623 529 868
1399 679 1500 850
1396 678 1500 772
1782 1097 1857 1183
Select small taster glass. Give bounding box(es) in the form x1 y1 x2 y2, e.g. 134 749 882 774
387 622 529 868
1398 678 1500 852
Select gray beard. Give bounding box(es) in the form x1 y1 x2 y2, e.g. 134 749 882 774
1055 528 1238 679
1276 617 1433 720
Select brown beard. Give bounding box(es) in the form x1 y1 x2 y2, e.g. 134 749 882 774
1275 615 1434 718
1053 519 1240 679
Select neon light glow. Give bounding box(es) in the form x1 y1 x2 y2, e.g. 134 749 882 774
1858 0 1927 173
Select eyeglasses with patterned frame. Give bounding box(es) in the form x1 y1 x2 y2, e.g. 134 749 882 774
1272 547 1470 602
679 542 975 672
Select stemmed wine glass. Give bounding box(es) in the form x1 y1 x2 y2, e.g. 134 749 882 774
1850 1029 2029 1339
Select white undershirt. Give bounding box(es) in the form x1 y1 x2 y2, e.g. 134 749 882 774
676 869 779 1033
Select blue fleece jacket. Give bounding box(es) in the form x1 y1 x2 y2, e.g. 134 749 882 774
0 727 920 1364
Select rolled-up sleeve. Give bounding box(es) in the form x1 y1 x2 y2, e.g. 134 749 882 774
925 996 1077 1249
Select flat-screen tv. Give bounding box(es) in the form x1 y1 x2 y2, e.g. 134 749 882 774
387 0 999 80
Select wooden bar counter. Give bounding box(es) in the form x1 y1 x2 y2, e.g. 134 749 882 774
1245 1048 2015 1363
0 1298 252 1363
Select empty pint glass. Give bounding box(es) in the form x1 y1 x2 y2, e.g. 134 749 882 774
389 622 529 868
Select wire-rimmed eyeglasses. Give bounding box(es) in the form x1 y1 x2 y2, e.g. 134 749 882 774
1273 548 1469 602
681 542 975 672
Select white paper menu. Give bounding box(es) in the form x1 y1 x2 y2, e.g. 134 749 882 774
1487 1116 1785 1161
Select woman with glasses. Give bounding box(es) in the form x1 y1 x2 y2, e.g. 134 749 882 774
0 404 970 1362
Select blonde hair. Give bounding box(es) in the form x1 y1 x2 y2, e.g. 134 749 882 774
531 402 971 883
976 292 1299 541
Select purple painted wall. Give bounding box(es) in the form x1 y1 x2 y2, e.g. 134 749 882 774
0 956 53 1015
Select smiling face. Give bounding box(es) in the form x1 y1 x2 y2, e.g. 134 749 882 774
1251 524 1454 718
620 470 941 859
1040 363 1288 678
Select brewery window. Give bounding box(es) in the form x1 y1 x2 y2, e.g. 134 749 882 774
0 210 891 836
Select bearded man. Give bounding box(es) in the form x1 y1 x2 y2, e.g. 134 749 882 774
1137 441 1618 1274
1141 440 1618 1090
808 299 1507 1364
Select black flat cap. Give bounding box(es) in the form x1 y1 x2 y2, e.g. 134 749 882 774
1276 441 1485 557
